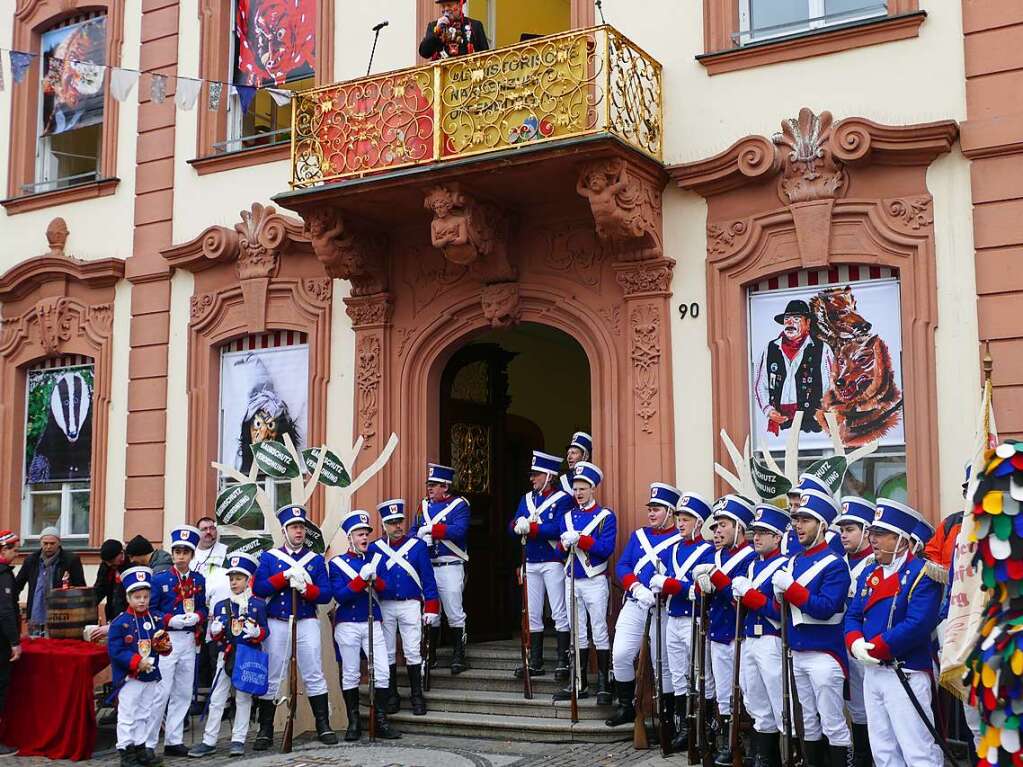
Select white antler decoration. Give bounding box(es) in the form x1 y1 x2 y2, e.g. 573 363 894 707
324 433 399 556
714 429 756 499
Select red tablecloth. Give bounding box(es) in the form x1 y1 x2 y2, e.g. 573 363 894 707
0 637 109 761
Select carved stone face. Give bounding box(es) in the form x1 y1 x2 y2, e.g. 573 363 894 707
586 172 607 192
481 283 519 328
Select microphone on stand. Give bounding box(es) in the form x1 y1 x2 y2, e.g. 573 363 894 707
367 20 390 76
596 0 607 25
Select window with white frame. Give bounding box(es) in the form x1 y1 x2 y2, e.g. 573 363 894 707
22 357 94 545
219 0 316 154
737 0 887 45
218 332 309 532
30 13 106 195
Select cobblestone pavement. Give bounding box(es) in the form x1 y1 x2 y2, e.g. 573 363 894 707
10 731 684 767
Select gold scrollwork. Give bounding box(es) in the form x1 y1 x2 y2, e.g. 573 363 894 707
450 422 491 494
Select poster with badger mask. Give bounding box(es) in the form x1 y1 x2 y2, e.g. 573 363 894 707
219 345 308 473
25 365 94 482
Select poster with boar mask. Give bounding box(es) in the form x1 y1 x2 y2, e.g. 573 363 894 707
219 345 308 473
749 279 904 452
25 365 94 482
234 0 316 87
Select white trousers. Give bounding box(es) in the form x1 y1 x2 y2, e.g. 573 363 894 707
665 615 715 700
202 655 253 746
847 657 867 725
710 640 736 715
739 635 783 734
262 617 327 700
334 621 390 691
526 561 569 632
611 599 672 692
863 666 942 767
434 564 466 629
791 651 850 746
117 678 159 750
381 600 423 666
565 575 609 650
147 630 196 747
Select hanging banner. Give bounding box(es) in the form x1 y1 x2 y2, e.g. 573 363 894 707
303 447 351 488
235 0 315 87
41 17 107 136
25 364 94 483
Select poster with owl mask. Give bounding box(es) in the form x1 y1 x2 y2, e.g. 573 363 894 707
219 345 308 473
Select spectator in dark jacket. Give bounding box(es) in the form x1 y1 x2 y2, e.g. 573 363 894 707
94 539 127 623
15 527 85 626
0 530 21 756
124 534 173 574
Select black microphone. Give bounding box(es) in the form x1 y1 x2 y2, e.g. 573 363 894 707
372 20 389 32
596 0 607 25
367 21 390 76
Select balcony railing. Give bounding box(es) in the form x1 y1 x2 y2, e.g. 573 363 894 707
289 25 662 189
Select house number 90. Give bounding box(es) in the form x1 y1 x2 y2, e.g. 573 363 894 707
678 302 700 320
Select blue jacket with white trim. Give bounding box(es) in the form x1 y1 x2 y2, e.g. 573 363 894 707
844 554 941 672
557 502 617 579
108 607 166 686
412 495 471 562
617 527 681 600
707 543 757 644
370 535 440 612
738 550 787 639
328 551 386 623
781 541 851 672
253 546 332 620
509 488 570 564
150 567 208 632
661 537 714 618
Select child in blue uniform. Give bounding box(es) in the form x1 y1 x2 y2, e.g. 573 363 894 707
188 552 268 758
108 566 171 767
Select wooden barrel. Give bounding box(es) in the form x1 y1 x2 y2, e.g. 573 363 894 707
46 587 97 640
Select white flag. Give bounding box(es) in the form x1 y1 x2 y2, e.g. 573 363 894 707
150 73 167 104
267 88 291 107
175 77 201 110
108 68 139 102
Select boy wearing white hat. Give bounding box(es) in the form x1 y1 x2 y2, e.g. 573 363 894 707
148 526 207 757
329 510 400 741
188 552 267 758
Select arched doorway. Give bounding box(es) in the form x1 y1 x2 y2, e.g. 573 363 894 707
438 323 590 640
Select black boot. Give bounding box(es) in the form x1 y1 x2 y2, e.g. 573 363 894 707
119 749 138 767
308 693 338 745
705 699 720 746
828 745 851 767
450 629 468 674
851 723 872 767
516 632 546 678
803 739 829 767
386 663 400 714
671 694 690 751
373 688 402 739
552 649 590 700
751 730 774 767
595 649 612 705
554 631 570 682
252 698 275 751
427 626 440 669
408 663 427 716
604 679 636 726
714 715 732 767
342 688 361 742
662 694 676 750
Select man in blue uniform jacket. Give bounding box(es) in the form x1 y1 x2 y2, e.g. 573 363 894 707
413 463 471 674
373 498 440 716
845 498 943 767
510 450 572 682
771 484 851 767
253 504 335 749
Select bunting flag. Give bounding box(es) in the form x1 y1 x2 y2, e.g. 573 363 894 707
267 88 292 107
234 84 257 114
175 77 201 110
208 81 224 112
150 73 167 104
10 51 32 83
108 68 139 102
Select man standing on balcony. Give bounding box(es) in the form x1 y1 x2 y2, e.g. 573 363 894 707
419 0 490 60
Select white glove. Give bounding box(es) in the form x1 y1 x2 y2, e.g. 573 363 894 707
422 534 433 547
287 574 306 592
243 623 261 640
287 566 311 584
168 614 188 630
181 613 200 628
696 573 715 594
772 570 794 598
514 518 531 535
209 619 224 636
359 563 377 581
422 612 439 626
691 563 714 579
417 526 433 540
688 585 697 600
560 530 581 548
138 656 155 673
850 637 881 666
731 576 753 598
631 584 656 610
649 574 668 594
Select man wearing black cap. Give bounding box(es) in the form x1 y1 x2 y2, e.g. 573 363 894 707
753 298 834 437
94 539 128 623
419 0 489 60
124 535 172 575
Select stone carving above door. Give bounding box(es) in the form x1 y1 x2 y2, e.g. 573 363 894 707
576 158 663 261
424 183 517 284
303 205 388 296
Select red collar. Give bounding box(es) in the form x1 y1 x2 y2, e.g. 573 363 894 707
848 547 873 562
540 487 554 498
728 541 751 555
761 547 781 560
648 526 676 537
802 541 830 556
126 608 149 618
388 535 407 547
578 501 598 512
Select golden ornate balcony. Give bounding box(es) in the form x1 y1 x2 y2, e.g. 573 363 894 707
289 25 662 189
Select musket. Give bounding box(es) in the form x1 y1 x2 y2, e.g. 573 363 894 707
421 607 431 692
686 590 700 765
729 601 747 767
569 546 579 723
887 660 963 767
696 594 715 767
280 588 299 753
633 608 653 750
368 586 377 742
655 591 671 756
519 535 533 699
780 600 805 767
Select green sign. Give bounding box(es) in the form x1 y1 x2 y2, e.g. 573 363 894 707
226 535 273 556
215 483 259 526
804 456 848 496
303 448 351 488
749 457 792 500
303 520 326 555
251 440 300 479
